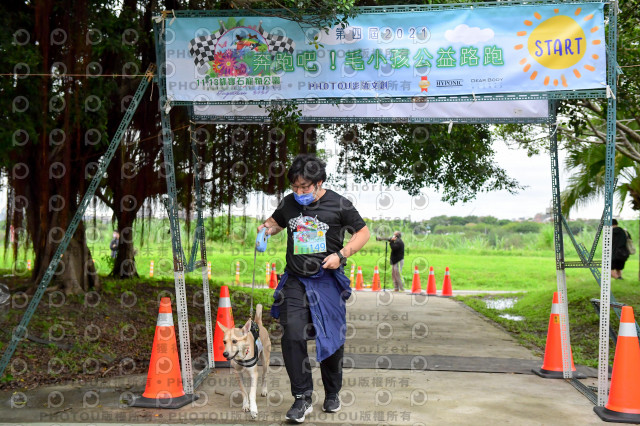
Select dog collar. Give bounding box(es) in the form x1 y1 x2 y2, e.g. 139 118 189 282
235 321 261 368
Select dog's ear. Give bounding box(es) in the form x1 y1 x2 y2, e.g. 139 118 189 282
242 319 251 335
217 321 229 334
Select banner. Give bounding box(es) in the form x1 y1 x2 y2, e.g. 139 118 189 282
164 3 606 103
191 100 550 123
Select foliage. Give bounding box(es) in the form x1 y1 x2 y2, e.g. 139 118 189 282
332 123 522 203
228 0 357 36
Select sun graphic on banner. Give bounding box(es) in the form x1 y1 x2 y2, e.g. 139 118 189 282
514 7 602 88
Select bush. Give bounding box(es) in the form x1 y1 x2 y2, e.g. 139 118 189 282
502 221 542 234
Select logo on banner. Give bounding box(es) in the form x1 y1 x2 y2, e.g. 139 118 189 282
436 79 463 87
516 7 600 88
418 76 430 92
188 20 295 78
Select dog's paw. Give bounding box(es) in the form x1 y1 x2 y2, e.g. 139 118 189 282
260 389 268 397
250 410 258 419
242 403 250 412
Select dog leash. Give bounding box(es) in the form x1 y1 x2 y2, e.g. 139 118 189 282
251 227 270 318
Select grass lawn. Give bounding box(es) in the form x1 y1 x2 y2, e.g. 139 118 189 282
2 218 640 385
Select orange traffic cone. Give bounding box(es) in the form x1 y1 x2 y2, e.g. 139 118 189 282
594 306 640 422
265 262 270 287
355 266 364 291
269 263 277 289
371 266 381 291
411 266 422 294
213 286 235 363
440 267 453 297
425 266 436 295
132 297 197 408
349 264 355 288
532 292 581 378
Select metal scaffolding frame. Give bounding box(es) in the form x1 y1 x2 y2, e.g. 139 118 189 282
0 0 619 410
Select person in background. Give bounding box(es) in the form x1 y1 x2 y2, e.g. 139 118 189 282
389 231 405 292
611 219 630 280
110 231 119 259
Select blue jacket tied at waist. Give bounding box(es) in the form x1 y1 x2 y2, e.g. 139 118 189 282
271 267 352 362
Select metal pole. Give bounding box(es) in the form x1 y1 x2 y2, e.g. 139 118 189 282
598 0 618 407
383 241 388 291
549 100 572 379
153 20 194 395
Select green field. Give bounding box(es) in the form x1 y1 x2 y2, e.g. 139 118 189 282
3 215 640 369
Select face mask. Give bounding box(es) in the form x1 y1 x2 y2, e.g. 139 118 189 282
294 185 317 206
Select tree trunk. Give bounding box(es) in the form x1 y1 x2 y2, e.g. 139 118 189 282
31 210 99 295
112 213 140 279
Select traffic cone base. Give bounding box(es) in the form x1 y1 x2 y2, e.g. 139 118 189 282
132 393 198 409
594 406 640 424
531 367 584 379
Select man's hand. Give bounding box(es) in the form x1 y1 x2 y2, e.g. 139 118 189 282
257 222 271 236
322 253 342 269
258 217 282 236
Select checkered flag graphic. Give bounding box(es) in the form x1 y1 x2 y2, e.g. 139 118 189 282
258 23 296 54
188 23 227 67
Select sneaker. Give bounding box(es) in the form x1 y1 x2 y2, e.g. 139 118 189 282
323 393 341 413
286 395 313 423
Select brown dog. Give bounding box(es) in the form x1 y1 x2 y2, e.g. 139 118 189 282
217 304 271 419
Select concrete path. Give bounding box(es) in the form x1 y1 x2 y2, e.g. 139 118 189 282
0 291 603 425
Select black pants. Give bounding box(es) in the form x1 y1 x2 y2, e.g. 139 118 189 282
279 276 344 397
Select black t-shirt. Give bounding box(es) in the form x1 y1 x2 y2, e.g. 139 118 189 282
390 238 404 264
272 189 367 277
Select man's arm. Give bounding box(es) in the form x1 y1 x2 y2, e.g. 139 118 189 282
322 225 371 269
258 217 284 236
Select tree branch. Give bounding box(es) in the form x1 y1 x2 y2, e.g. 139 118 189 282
94 190 114 211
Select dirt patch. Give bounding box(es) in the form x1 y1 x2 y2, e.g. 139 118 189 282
0 277 276 390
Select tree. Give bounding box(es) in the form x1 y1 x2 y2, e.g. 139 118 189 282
560 143 640 278
333 122 521 203
0 0 129 293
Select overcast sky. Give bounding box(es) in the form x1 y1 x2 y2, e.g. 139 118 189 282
248 136 637 222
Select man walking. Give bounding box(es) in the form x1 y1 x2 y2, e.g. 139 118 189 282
389 231 405 292
258 154 370 423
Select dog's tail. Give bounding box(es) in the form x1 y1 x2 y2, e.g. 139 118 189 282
254 304 263 326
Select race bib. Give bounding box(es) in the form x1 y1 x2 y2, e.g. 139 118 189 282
293 230 327 255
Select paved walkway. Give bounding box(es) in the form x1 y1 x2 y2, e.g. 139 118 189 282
0 291 602 425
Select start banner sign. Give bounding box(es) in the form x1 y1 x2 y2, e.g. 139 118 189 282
163 2 606 103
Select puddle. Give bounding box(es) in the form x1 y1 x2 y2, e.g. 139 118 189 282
499 313 524 321
484 297 518 310
484 297 524 321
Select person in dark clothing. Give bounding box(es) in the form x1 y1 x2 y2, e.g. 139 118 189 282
110 231 119 259
611 219 630 280
257 154 370 423
389 231 405 292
